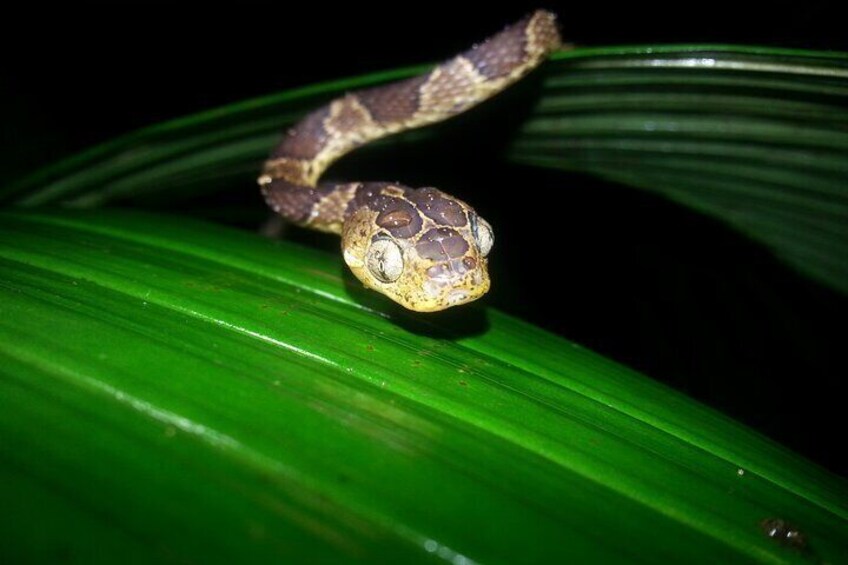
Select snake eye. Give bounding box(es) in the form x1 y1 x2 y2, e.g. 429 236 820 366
470 215 494 257
367 238 404 283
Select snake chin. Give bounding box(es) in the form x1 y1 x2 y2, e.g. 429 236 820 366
448 290 470 305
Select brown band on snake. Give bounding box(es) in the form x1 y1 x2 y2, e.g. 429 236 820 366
259 10 561 311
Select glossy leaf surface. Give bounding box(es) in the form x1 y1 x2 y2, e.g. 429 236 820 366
1 210 846 563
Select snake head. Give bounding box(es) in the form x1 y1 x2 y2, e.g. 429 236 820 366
341 185 492 312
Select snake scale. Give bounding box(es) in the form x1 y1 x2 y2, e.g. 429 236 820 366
259 10 561 311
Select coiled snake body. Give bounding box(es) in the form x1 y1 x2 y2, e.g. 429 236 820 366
259 10 561 311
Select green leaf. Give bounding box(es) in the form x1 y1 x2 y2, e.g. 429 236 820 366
2 208 846 563
4 45 847 295
512 46 848 297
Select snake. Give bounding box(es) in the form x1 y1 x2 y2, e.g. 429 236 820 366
258 10 561 312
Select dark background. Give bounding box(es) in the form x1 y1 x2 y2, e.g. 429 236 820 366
3 2 845 478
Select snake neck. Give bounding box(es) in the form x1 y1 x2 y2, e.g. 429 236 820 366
258 179 358 234
257 9 561 232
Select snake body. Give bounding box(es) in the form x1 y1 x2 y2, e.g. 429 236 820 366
259 10 560 311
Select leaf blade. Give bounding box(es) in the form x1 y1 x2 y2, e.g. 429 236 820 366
2 209 846 562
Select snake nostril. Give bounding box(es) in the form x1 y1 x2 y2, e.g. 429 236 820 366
462 257 476 270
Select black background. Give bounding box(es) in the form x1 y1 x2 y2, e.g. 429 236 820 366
3 2 846 478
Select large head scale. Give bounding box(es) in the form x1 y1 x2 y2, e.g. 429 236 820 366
342 184 493 312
